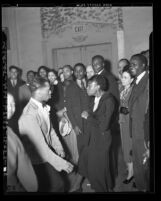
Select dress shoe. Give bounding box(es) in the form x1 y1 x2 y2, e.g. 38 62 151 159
123 176 134 184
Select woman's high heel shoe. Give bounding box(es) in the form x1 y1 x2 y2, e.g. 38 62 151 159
123 176 134 184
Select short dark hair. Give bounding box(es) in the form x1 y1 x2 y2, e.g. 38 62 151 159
47 69 57 76
9 65 19 72
62 65 73 71
88 75 109 92
74 63 86 71
27 70 35 76
37 66 49 74
30 76 49 93
122 65 134 78
92 55 104 63
131 54 147 67
119 58 130 65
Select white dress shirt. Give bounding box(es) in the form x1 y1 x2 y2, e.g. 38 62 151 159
136 71 146 85
76 79 86 89
93 96 102 112
97 69 104 75
11 79 17 87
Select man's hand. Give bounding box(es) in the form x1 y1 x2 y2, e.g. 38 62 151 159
81 111 89 119
55 147 65 158
62 161 74 174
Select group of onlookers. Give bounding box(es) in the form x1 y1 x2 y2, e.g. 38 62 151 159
6 50 149 192
118 52 149 191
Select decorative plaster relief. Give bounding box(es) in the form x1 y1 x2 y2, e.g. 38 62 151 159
72 35 88 42
40 7 123 39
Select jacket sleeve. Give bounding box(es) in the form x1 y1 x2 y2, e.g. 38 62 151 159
18 115 68 172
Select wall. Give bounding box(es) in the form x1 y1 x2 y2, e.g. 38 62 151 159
2 7 43 80
2 8 20 69
123 7 153 60
40 7 122 75
2 6 153 79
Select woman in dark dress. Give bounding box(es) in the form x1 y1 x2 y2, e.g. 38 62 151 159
79 75 117 192
47 69 59 134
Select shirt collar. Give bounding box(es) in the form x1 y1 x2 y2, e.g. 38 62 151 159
136 71 146 84
94 95 102 102
97 69 104 75
76 78 86 87
77 78 85 84
30 97 43 109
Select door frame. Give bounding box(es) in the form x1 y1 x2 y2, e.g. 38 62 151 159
52 42 112 70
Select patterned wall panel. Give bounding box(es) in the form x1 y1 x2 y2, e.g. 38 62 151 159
40 7 123 38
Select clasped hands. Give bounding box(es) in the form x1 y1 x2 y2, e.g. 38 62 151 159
55 146 65 158
81 111 89 119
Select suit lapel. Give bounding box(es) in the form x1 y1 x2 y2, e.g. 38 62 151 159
93 92 110 113
129 72 149 109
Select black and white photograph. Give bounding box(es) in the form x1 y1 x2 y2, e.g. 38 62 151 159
2 4 153 194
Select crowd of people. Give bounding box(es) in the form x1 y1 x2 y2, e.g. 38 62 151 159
6 52 150 193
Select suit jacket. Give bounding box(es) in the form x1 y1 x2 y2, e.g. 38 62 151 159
18 98 69 172
99 69 120 104
7 78 25 105
19 83 32 114
7 126 38 192
65 80 89 131
128 72 149 140
87 92 117 136
54 81 65 111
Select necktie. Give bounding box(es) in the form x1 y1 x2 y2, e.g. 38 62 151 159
42 102 47 108
81 80 85 89
12 80 16 87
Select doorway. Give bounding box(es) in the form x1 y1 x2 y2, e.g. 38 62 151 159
52 43 112 70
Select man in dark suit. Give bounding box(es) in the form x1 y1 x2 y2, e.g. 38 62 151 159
92 55 120 103
68 63 89 154
19 70 35 114
7 65 25 103
129 54 149 191
92 55 120 180
7 65 25 134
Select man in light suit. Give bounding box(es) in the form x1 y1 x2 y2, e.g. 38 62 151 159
18 77 73 192
7 93 38 192
129 54 149 191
